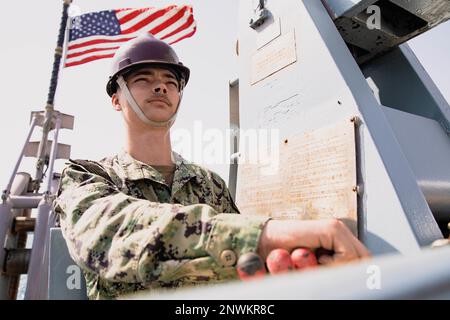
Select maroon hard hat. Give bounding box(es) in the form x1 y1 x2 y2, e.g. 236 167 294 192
106 33 190 96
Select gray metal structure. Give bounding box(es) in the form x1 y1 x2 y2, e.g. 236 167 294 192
323 0 450 63
0 111 73 300
232 0 449 257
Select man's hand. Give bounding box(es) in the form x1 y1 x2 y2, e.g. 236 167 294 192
257 219 370 265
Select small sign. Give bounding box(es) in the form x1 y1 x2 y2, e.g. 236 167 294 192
236 120 358 236
251 31 297 85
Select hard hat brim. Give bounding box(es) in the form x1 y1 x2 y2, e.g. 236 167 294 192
106 61 190 96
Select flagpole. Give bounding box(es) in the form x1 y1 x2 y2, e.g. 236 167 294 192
54 4 73 107
33 0 72 190
22 0 73 300
61 13 72 71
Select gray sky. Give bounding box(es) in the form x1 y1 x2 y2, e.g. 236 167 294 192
1 0 449 191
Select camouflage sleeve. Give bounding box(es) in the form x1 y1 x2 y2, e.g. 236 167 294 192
54 163 269 285
210 171 240 214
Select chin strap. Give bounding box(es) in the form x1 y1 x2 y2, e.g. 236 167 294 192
117 76 183 128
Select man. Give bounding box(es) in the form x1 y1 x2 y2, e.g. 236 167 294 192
54 34 369 300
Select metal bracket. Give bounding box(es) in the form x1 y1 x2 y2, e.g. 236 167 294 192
249 0 270 29
30 111 74 130
24 141 71 160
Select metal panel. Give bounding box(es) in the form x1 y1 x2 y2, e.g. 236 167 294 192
48 228 87 300
381 106 450 221
236 0 442 255
362 44 450 134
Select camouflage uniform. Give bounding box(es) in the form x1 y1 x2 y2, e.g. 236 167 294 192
54 150 269 299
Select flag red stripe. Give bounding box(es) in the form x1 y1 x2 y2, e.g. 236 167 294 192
121 6 176 34
149 7 186 36
161 14 194 40
68 37 133 51
65 54 115 67
168 27 197 45
118 8 148 25
66 46 120 59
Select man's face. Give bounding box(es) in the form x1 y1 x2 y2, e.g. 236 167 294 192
113 66 181 127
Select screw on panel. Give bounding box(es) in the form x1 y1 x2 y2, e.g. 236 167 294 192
350 116 361 125
352 185 364 196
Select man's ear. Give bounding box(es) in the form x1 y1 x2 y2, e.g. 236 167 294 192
111 93 122 111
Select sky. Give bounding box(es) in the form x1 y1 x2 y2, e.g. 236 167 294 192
1 0 450 192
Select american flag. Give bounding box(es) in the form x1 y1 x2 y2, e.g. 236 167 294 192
64 5 196 68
